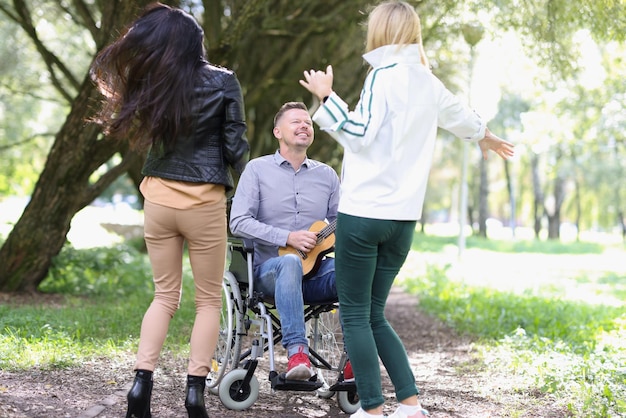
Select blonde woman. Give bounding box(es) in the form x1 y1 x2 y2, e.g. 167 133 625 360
300 1 514 417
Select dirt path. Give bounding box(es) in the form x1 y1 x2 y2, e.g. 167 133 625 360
0 288 568 417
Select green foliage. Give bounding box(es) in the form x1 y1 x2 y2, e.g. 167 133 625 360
411 233 604 254
403 263 626 416
40 244 153 296
406 265 624 348
0 245 198 370
2 0 625 265
2 233 626 415
0 10 69 197
492 0 626 76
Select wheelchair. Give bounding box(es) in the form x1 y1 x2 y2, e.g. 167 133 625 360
206 236 360 413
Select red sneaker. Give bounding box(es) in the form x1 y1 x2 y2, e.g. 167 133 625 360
343 360 354 382
286 351 313 380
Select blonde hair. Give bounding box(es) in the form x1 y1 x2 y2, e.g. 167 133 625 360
365 1 429 67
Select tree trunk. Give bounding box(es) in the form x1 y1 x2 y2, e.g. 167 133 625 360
546 173 565 240
121 146 147 206
614 143 625 243
503 160 516 238
467 203 475 234
467 169 477 234
0 74 142 291
546 211 560 240
531 153 544 239
0 0 150 292
574 178 581 242
477 155 488 238
0 0 377 292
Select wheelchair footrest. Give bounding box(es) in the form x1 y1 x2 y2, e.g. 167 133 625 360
270 372 323 391
329 381 357 392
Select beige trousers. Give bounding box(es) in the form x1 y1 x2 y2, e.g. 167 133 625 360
134 196 226 376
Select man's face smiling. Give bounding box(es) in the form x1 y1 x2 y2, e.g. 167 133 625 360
274 108 314 151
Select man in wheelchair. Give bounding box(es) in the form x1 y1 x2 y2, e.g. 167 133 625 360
229 101 352 382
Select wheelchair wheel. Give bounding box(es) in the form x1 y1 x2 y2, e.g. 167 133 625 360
218 369 260 411
307 307 343 398
207 271 243 393
338 389 360 414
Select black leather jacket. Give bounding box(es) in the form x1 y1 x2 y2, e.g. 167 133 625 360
142 63 249 191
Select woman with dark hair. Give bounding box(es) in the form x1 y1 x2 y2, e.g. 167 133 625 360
90 3 249 417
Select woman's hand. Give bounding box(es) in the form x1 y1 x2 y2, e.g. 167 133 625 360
478 128 515 160
299 65 334 102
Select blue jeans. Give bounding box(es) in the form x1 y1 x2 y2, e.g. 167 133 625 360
254 254 337 357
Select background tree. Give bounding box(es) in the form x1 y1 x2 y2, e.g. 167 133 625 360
0 0 156 292
0 0 624 292
488 92 531 237
0 11 57 196
0 0 460 292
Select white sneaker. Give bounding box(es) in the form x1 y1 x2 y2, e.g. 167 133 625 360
350 408 384 418
387 406 430 418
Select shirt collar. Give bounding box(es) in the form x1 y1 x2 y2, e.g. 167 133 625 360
273 149 310 168
363 44 423 68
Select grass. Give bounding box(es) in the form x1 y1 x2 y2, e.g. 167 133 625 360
410 231 606 254
401 233 626 417
0 243 197 370
1 231 625 416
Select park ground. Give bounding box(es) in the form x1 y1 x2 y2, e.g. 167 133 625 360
2 202 623 417
0 285 570 418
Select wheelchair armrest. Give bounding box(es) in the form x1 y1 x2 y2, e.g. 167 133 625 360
242 238 254 253
228 236 255 253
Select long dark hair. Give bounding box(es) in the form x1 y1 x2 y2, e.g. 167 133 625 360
90 2 206 151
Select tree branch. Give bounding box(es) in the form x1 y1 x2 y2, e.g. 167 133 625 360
81 150 143 208
50 0 99 40
0 80 65 104
72 0 99 39
0 2 19 21
0 133 55 151
12 0 81 102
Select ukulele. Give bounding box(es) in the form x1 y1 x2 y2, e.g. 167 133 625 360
278 219 337 279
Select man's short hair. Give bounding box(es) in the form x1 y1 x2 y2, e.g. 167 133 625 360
273 102 309 127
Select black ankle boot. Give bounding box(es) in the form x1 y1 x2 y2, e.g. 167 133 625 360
126 370 153 418
185 375 209 418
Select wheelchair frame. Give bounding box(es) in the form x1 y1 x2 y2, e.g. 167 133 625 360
206 237 360 413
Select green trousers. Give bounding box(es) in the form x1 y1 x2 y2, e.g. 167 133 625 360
335 212 419 410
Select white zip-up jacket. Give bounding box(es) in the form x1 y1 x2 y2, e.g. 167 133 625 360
313 44 486 221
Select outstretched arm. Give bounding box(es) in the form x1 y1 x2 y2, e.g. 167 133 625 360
478 128 515 160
